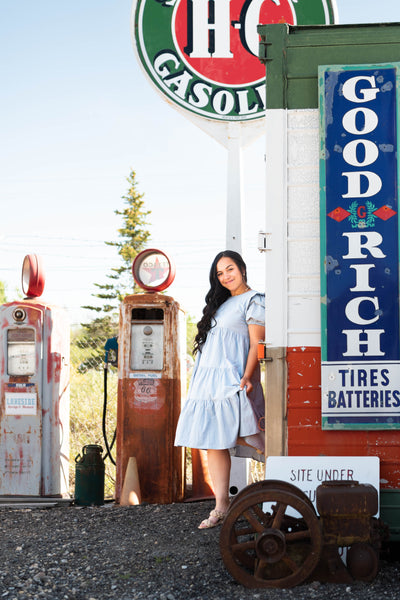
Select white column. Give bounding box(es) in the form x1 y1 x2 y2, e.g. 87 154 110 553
264 109 288 458
265 109 288 347
226 122 244 253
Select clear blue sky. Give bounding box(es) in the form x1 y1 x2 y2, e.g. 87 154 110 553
2 1 400 323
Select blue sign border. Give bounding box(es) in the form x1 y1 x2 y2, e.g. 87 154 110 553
319 63 400 430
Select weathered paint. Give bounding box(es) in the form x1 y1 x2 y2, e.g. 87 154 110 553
263 108 320 456
319 63 400 429
0 300 70 496
281 105 400 485
260 19 400 497
258 26 400 547
287 346 400 488
263 106 400 480
116 293 185 504
133 0 337 123
258 22 400 110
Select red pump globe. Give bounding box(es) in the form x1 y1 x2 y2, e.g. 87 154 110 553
132 249 175 292
21 254 45 298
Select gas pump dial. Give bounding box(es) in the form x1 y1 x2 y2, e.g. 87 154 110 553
7 339 36 376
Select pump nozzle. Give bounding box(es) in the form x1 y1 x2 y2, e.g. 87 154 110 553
104 337 118 367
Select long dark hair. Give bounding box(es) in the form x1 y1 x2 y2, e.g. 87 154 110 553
193 250 247 354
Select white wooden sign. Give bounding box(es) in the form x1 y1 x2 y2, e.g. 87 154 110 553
265 455 380 515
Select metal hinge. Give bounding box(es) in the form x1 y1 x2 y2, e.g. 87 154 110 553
258 231 272 252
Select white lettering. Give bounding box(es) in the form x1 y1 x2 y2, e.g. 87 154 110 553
342 232 386 260
254 83 266 108
164 70 192 98
188 81 212 107
153 52 264 116
154 52 180 78
189 0 233 58
342 329 385 356
237 89 258 114
212 89 235 114
240 0 264 56
342 75 380 103
342 107 378 135
345 296 380 325
349 264 375 292
342 171 382 198
342 139 379 168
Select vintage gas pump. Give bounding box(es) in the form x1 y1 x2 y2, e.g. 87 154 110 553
0 255 70 497
116 249 186 504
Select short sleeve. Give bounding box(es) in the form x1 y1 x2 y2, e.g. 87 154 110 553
246 293 265 325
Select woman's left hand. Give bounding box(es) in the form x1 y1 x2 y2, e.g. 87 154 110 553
240 376 253 394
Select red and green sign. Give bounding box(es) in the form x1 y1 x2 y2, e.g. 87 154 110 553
133 0 337 122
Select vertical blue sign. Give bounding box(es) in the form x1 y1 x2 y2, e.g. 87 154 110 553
320 64 400 429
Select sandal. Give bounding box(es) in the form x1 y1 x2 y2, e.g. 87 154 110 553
198 508 227 530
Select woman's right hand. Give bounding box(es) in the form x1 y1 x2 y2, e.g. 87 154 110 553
239 376 253 394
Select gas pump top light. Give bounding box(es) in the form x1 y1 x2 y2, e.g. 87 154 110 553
21 254 45 298
132 248 175 292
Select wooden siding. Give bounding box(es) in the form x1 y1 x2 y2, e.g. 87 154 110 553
258 22 400 109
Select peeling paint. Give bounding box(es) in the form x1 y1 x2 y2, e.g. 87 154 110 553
287 346 400 489
116 293 185 504
0 300 69 496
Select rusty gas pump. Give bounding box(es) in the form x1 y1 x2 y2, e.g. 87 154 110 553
0 255 70 498
115 249 186 504
219 479 386 588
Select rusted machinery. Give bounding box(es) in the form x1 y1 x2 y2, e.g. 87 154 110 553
219 479 386 588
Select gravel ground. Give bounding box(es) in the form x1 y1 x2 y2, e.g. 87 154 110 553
1 499 400 600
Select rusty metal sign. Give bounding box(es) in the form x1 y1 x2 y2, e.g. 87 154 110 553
320 63 400 429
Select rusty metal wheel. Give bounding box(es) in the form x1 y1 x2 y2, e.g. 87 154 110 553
220 487 322 588
230 480 316 512
347 542 379 582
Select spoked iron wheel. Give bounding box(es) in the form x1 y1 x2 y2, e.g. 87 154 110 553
220 485 322 588
230 480 316 512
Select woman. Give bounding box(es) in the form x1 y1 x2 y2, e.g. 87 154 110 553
175 250 265 529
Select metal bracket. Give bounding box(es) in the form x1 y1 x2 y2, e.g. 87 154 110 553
257 341 273 362
258 231 272 252
258 39 273 63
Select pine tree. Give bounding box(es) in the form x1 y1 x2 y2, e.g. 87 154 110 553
84 170 151 315
77 170 151 371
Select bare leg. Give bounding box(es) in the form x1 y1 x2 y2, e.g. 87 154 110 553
198 449 231 529
207 448 231 513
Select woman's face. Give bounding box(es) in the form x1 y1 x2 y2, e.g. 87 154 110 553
216 256 246 295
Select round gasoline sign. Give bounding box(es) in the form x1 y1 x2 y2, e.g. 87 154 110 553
132 249 176 292
133 0 337 122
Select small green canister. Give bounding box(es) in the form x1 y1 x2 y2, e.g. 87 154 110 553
75 444 105 506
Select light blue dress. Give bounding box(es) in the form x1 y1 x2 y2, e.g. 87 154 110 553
174 290 265 450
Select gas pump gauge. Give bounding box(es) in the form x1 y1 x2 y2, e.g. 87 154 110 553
132 249 175 292
7 329 36 376
7 344 36 375
131 321 164 371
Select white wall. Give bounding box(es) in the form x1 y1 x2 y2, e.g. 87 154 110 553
265 109 321 349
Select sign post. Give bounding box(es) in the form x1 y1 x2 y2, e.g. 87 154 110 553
227 122 244 252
